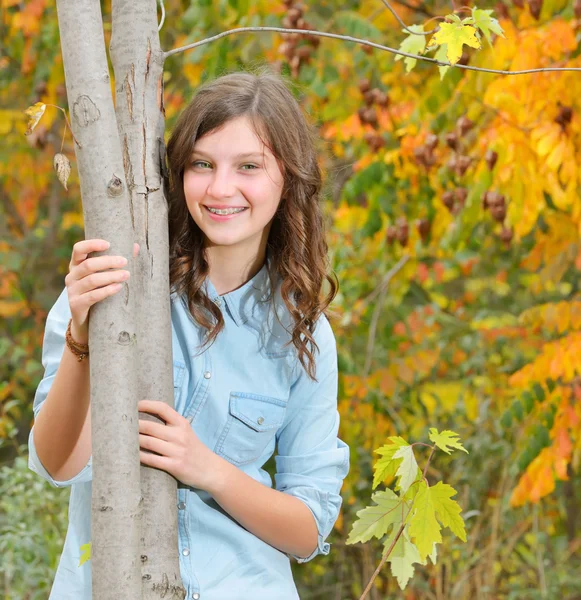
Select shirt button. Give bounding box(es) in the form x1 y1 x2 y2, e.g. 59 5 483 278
177 502 186 510
192 594 200 600
214 297 222 306
257 417 265 425
203 371 211 379
182 548 190 556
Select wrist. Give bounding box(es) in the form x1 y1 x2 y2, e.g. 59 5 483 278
206 454 235 497
70 321 88 346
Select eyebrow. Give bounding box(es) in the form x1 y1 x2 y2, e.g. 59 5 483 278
191 151 265 160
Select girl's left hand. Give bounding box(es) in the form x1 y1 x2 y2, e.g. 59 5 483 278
138 400 223 492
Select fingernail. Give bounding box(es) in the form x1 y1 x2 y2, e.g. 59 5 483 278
105 241 111 248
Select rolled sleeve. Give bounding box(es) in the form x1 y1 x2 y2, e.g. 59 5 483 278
274 316 350 563
27 287 93 488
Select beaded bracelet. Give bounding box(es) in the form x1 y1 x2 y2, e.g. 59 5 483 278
65 318 90 362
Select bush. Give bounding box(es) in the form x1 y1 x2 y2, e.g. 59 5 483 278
0 447 69 600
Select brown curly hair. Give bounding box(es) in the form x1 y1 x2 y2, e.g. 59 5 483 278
166 69 337 380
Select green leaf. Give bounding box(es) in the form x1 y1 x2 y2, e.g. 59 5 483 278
373 436 409 489
79 542 91 567
429 428 468 455
385 528 424 590
434 44 451 79
408 482 442 561
346 489 403 544
471 8 505 46
427 21 481 65
430 482 467 542
393 445 420 494
395 26 427 72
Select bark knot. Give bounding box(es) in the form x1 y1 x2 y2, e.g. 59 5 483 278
73 95 100 127
117 331 133 345
107 174 124 197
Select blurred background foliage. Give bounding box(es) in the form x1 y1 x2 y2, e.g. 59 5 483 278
1 0 581 597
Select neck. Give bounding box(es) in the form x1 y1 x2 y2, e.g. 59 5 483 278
205 242 267 296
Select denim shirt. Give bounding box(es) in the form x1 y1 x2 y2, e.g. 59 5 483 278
28 263 350 600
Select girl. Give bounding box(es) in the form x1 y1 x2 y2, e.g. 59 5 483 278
28 70 350 599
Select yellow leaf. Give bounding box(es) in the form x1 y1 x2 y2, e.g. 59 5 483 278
53 153 71 191
24 102 46 136
427 21 481 65
0 300 27 317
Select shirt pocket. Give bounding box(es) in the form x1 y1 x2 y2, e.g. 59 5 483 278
215 392 287 466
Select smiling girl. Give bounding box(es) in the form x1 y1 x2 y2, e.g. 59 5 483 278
29 70 350 599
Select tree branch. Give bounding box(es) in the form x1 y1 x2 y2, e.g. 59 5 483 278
163 26 581 75
380 0 439 35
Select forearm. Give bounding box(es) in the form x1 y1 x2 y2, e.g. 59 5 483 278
209 457 318 559
33 340 92 481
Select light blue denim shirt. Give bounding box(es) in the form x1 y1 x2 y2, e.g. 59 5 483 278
28 263 350 600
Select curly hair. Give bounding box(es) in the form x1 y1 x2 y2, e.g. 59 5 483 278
165 69 337 380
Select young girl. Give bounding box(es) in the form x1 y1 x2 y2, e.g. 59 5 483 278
28 70 350 599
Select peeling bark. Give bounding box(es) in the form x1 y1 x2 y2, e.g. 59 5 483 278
110 1 184 598
55 0 142 598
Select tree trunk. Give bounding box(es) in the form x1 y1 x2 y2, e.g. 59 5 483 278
109 1 184 598
55 0 142 598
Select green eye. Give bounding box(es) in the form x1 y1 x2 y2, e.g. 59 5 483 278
192 161 211 168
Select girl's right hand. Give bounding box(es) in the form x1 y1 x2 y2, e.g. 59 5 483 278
65 239 139 344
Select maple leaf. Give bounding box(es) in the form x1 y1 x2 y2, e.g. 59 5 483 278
408 481 442 560
373 436 408 489
395 25 427 72
429 428 469 455
393 445 420 494
434 44 451 79
430 481 467 541
24 102 46 136
427 18 481 65
385 527 425 590
346 489 403 544
79 542 91 567
471 8 505 46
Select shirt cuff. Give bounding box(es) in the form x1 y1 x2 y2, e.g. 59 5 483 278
283 485 339 564
27 427 92 488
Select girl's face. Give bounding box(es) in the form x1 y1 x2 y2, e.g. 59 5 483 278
183 116 284 260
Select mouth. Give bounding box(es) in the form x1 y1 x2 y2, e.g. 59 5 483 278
204 206 248 216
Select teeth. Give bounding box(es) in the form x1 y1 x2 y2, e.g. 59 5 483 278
207 207 246 215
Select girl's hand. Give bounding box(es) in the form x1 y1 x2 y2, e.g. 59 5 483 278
138 400 225 492
65 239 140 344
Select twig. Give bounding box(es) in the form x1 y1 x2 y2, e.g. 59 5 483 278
158 0 166 32
359 523 406 600
380 0 439 35
163 26 581 75
44 103 81 148
363 254 411 377
534 505 548 596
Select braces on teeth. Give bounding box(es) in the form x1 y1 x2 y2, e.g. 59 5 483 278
207 207 246 215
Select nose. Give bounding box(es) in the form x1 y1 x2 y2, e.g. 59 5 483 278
206 167 236 200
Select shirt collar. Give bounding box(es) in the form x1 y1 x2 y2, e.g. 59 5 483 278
204 261 272 326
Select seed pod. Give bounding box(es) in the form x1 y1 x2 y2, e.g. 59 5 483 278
282 16 294 28
446 132 458 150
375 91 390 108
455 187 468 206
287 7 303 22
307 34 321 47
359 78 371 94
456 155 472 176
487 191 505 208
513 0 524 7
458 50 471 66
413 146 427 166
416 218 431 242
363 89 376 107
386 225 397 245
370 134 385 152
442 191 455 211
555 105 573 130
363 108 378 127
481 190 491 210
362 44 374 55
496 1 511 19
396 217 409 247
491 203 507 222
358 107 368 125
425 133 439 150
528 0 542 19
457 116 474 136
485 149 498 170
447 155 457 172
295 46 311 61
575 0 581 18
500 226 513 247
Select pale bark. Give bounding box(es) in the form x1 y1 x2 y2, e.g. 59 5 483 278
55 0 142 598
110 1 184 598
